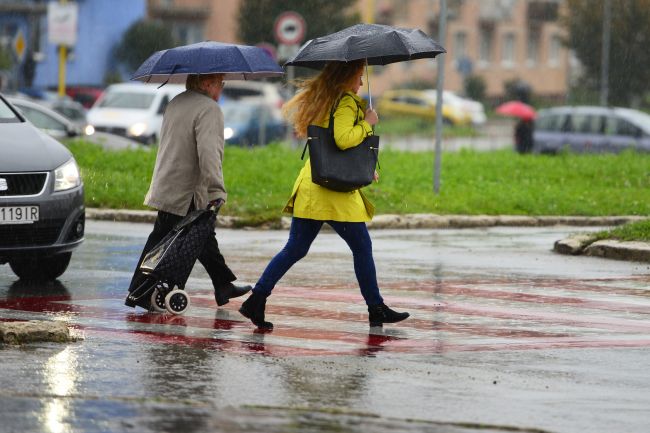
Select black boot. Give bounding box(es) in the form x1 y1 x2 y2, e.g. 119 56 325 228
239 291 273 329
368 304 409 327
214 282 252 306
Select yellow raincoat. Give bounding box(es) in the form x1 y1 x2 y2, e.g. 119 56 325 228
283 91 375 222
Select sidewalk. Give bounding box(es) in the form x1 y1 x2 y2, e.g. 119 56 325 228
87 208 650 263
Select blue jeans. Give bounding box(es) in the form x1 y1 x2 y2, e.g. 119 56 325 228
254 217 384 306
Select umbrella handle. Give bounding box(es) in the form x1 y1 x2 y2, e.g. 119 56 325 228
365 61 372 110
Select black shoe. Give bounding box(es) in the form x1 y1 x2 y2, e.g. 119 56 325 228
368 304 410 327
214 282 252 306
239 291 273 330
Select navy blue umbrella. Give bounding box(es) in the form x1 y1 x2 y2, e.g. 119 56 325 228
131 41 284 84
284 24 446 69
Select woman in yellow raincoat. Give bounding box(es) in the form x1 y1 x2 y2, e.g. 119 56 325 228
239 60 409 329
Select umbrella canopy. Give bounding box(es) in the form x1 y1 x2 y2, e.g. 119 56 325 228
284 23 446 69
131 41 284 84
496 101 537 120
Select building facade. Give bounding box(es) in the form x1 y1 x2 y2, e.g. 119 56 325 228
0 0 146 91
0 0 570 100
358 0 570 100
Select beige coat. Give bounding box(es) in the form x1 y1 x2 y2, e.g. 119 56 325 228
144 90 226 216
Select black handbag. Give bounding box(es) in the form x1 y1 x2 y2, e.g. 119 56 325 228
301 98 379 192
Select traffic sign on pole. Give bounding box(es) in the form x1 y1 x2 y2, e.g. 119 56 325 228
274 11 306 46
13 29 26 63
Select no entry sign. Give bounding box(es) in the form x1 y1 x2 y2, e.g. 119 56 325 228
274 11 306 45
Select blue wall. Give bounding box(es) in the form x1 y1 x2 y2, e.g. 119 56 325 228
34 0 146 88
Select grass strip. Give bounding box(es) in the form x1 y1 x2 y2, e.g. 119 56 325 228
67 139 650 225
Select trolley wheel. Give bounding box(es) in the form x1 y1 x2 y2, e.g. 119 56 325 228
165 289 190 315
150 287 167 313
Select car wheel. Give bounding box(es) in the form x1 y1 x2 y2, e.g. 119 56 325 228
9 252 72 281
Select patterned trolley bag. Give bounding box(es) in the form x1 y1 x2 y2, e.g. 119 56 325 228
125 207 217 315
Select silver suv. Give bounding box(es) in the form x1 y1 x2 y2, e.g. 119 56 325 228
0 94 84 280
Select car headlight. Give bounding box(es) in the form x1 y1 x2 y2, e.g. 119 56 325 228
224 127 234 140
128 122 148 137
54 158 81 192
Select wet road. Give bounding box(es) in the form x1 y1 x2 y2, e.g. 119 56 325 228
1 221 650 433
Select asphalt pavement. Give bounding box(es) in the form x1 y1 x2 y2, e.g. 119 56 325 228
1 221 650 433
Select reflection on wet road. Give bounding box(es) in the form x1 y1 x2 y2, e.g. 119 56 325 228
1 221 650 433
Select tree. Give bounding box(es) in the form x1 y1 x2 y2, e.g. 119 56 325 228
562 0 650 106
237 0 359 49
114 20 176 73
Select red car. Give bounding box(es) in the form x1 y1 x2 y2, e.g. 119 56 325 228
66 86 104 109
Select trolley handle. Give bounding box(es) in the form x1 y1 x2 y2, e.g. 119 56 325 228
207 198 225 213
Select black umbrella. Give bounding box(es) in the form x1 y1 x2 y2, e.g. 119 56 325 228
284 23 445 107
284 23 445 69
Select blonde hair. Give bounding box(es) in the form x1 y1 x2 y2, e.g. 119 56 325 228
186 73 224 92
282 60 364 138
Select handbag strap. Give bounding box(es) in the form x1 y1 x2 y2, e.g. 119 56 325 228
301 96 343 160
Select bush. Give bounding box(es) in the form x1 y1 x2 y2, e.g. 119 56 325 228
464 75 486 102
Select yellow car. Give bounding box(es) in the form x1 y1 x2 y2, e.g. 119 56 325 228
377 89 470 125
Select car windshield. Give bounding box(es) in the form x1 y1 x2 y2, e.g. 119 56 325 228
0 98 20 123
98 91 155 109
618 109 650 133
222 104 259 123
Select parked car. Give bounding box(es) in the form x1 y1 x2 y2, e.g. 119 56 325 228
222 101 287 146
437 90 486 126
9 97 141 150
8 97 89 139
0 94 84 281
222 81 284 108
533 106 650 154
87 83 185 144
66 86 104 109
377 89 470 125
14 90 89 128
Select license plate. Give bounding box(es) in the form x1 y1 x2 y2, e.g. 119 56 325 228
0 206 39 224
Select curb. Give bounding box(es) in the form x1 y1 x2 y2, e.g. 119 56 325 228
0 320 74 344
554 234 650 263
86 208 646 230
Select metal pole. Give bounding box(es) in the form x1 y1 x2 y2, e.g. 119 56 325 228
433 0 447 194
600 0 611 106
57 0 67 97
285 65 295 146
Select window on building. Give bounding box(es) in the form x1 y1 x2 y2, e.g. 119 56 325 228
454 31 467 62
479 25 494 66
548 34 561 67
501 33 515 67
526 28 540 66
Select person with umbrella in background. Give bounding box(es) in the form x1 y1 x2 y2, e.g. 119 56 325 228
496 101 537 154
126 42 284 310
239 60 410 330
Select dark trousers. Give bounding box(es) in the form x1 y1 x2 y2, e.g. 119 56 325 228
129 209 236 293
253 217 384 306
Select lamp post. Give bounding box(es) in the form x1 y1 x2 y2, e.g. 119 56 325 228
433 0 447 194
599 0 611 106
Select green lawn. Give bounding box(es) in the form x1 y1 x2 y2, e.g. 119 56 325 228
67 139 650 225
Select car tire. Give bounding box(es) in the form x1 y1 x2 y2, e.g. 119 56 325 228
9 252 72 281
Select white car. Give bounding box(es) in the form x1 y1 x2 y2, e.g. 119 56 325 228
87 83 185 144
222 81 284 109
422 90 487 126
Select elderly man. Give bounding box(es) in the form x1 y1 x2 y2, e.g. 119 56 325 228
126 73 251 310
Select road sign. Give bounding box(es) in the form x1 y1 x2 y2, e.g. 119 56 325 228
273 11 306 45
48 2 78 46
13 29 25 62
